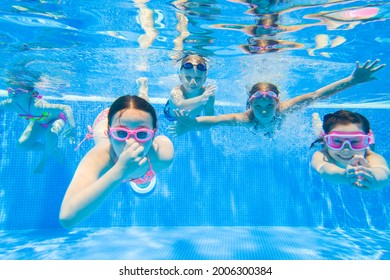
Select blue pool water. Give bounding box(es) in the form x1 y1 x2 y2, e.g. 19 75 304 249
1 0 390 260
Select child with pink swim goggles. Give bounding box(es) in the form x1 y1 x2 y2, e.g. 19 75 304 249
1 70 76 173
60 95 174 228
170 59 385 137
311 110 389 191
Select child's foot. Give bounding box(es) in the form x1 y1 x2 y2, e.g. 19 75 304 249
312 113 323 138
136 77 149 102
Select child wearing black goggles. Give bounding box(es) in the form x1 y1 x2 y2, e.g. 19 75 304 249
181 62 207 71
164 54 216 122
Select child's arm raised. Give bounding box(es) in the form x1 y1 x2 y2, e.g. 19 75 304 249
281 59 386 112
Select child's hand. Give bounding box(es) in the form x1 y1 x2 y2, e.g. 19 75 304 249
346 155 374 189
351 59 386 84
354 165 377 189
311 112 323 138
201 85 216 104
62 127 76 145
116 138 149 180
174 109 197 127
168 122 190 137
312 112 320 119
348 154 370 168
167 109 196 137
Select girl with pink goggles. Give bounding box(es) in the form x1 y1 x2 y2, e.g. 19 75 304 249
108 127 155 142
248 90 279 102
324 131 372 151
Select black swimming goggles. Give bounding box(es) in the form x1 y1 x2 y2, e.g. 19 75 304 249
181 62 207 71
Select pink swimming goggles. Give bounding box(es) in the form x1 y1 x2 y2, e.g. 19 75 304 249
249 90 279 102
7 87 42 98
7 87 30 95
324 131 371 151
108 127 155 142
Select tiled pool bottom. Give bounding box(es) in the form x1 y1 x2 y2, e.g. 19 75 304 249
1 227 389 260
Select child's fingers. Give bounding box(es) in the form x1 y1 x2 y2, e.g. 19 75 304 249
173 109 189 118
358 158 371 168
349 176 359 186
372 63 386 72
123 138 137 149
69 136 76 145
167 125 178 136
356 167 374 181
123 139 145 158
346 167 357 180
353 181 369 190
353 165 365 172
347 169 355 178
355 61 360 68
134 145 145 158
353 177 372 189
208 85 217 91
138 156 148 167
123 147 145 164
173 109 180 118
361 60 371 69
348 156 360 166
349 155 369 167
367 59 378 68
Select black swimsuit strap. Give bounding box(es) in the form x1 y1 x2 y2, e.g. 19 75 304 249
16 96 33 115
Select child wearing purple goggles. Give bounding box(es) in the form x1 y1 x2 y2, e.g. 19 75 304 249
311 110 389 190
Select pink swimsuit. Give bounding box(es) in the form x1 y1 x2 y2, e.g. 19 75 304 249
127 157 156 185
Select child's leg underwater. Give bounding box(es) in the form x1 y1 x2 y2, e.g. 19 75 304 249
18 122 45 151
34 119 65 173
137 77 149 102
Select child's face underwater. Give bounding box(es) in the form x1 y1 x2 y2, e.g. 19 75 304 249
109 108 155 157
180 60 207 91
251 97 278 123
326 123 367 166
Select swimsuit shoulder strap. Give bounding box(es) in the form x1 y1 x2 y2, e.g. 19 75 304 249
16 96 33 116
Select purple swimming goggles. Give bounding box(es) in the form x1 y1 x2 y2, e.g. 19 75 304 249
248 90 279 102
7 87 42 98
324 131 371 151
7 87 30 95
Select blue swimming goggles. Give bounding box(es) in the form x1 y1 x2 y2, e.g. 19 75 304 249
181 62 207 71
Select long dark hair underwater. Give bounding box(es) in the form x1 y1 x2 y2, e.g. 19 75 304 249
108 95 158 129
